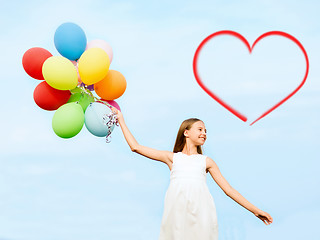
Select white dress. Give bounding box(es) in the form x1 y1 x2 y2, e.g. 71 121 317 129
159 152 219 240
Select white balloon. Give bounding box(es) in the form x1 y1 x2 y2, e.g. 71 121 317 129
84 102 115 137
86 39 113 63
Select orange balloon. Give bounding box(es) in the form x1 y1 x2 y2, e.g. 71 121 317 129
94 70 126 100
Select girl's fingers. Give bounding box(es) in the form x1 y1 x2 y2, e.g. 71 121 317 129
265 217 272 225
258 213 272 225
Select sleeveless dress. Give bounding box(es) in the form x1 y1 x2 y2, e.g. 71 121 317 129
158 152 219 240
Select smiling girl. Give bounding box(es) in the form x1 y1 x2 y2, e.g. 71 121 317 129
111 107 273 240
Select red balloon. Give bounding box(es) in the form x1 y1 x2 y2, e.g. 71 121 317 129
22 47 52 80
33 81 71 110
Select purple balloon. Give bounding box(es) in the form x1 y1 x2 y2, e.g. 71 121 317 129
80 82 94 91
87 84 94 91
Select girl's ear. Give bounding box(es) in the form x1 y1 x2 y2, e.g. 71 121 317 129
184 130 188 137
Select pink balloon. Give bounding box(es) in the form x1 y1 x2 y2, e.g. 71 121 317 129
70 60 81 84
101 99 121 111
71 60 77 66
86 39 113 63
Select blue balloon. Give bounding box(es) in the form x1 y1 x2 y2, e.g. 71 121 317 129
85 102 115 137
54 22 87 61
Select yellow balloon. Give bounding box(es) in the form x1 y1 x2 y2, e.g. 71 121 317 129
42 56 78 90
78 48 110 85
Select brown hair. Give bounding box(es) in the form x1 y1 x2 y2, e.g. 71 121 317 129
173 118 203 154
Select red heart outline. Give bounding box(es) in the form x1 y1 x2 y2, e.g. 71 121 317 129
193 30 309 125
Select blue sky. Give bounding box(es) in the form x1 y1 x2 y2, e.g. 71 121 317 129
0 0 320 239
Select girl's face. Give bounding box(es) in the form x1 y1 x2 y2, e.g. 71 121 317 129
184 121 207 146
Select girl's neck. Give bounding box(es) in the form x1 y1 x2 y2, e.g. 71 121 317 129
181 146 198 156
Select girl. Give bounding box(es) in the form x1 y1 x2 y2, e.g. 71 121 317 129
111 107 273 240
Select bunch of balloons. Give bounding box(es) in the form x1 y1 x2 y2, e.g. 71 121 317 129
22 22 126 142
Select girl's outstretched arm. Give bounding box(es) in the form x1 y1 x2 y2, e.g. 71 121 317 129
111 107 138 151
207 157 273 225
111 107 173 166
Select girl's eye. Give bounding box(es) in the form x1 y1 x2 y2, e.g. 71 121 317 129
200 129 207 133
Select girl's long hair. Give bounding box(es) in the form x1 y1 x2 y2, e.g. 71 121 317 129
173 118 203 154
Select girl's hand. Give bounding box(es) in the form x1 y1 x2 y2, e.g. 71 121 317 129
111 107 123 121
254 210 273 225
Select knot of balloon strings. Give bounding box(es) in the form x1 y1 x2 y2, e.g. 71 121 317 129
102 110 119 143
77 87 119 143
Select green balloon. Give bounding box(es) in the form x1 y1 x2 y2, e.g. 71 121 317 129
70 86 83 94
52 102 84 138
68 92 94 112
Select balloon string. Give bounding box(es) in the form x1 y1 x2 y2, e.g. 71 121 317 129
78 86 119 123
78 91 85 103
78 85 119 144
102 107 119 143
78 85 114 110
